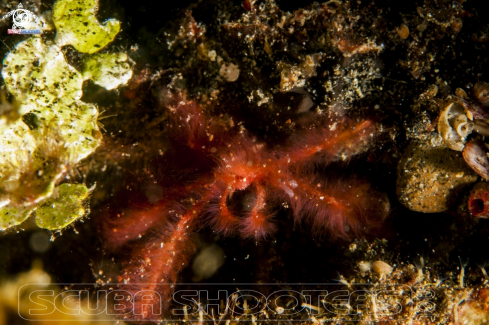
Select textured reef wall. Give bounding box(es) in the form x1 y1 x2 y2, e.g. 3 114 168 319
2 0 489 324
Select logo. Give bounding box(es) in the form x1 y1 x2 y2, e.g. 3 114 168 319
18 283 437 322
4 3 42 35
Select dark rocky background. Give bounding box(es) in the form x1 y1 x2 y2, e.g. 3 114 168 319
1 1 489 322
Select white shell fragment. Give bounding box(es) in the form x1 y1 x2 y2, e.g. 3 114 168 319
358 261 373 272
372 260 393 275
220 62 240 82
438 102 474 151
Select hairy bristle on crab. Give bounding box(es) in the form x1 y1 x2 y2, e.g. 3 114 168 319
100 93 389 319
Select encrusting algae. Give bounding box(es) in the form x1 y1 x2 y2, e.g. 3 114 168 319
0 0 132 231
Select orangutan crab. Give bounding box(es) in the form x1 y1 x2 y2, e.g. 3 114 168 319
100 93 389 320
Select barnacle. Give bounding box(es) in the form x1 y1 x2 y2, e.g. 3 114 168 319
0 0 133 231
433 82 489 182
438 102 473 151
468 182 489 218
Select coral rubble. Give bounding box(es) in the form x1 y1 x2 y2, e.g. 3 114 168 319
397 135 477 213
3 0 489 323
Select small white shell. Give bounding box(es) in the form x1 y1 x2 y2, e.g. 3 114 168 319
358 261 372 273
219 63 240 82
372 261 393 275
456 121 474 138
438 102 473 151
